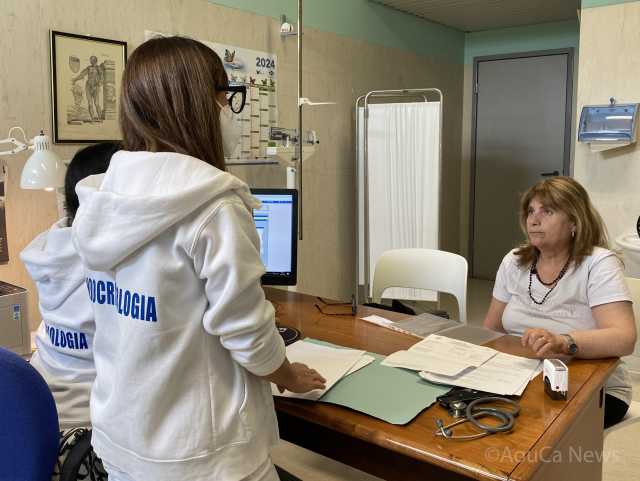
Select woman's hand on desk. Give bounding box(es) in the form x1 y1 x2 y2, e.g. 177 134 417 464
522 302 636 359
277 362 327 393
263 359 327 393
522 328 567 358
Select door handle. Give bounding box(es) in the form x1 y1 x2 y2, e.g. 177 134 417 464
540 171 560 177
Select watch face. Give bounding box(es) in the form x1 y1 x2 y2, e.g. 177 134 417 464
564 334 578 355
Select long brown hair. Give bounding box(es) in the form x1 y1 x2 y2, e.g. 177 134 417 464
515 176 609 267
120 36 228 170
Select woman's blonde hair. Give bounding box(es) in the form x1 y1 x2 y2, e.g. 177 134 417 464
120 36 228 170
515 176 609 267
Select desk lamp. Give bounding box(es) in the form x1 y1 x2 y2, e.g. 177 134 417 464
0 127 65 191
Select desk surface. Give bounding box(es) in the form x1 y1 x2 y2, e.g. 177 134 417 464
266 288 618 481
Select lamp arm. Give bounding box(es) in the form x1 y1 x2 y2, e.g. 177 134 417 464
0 137 29 156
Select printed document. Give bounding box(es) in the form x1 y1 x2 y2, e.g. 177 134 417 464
381 334 498 377
419 352 541 396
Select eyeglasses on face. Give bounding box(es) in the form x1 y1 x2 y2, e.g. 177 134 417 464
215 85 247 114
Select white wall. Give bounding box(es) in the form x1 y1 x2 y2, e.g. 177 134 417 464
575 0 640 371
574 1 640 245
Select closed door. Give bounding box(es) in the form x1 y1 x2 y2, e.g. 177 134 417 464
471 51 572 280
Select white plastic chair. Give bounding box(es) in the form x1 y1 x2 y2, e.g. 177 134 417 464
371 248 468 324
604 276 640 437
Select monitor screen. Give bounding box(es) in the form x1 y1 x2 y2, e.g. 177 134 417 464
251 189 298 286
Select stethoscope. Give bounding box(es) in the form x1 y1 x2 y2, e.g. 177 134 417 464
434 397 520 441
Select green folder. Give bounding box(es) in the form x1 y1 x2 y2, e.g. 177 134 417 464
308 339 451 425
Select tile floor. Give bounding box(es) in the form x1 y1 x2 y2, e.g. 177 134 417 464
271 279 640 481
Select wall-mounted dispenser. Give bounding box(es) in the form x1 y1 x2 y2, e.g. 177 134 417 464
578 98 639 152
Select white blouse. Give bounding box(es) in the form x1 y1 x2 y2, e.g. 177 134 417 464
493 247 632 404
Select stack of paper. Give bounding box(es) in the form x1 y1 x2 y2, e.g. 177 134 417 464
361 314 459 338
271 339 451 424
272 339 374 400
381 334 541 396
395 313 461 337
380 334 498 376
419 353 541 396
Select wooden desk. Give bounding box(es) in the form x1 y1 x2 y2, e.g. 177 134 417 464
266 288 618 481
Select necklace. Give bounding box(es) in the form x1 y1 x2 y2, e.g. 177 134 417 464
528 256 571 305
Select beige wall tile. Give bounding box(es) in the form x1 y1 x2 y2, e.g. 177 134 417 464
0 0 463 326
574 2 640 244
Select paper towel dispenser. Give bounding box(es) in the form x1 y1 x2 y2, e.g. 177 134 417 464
578 99 639 151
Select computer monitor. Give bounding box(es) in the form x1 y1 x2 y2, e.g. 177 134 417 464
251 188 298 286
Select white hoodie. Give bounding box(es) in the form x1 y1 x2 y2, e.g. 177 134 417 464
72 151 286 481
20 218 96 429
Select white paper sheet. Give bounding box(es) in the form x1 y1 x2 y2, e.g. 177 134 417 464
360 315 419 337
530 363 544 380
272 340 365 400
419 353 541 396
361 315 395 326
510 363 544 396
344 354 375 376
381 334 498 376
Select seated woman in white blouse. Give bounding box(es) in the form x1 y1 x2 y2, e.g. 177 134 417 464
483 176 636 428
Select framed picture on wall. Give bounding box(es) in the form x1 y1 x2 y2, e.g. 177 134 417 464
50 30 127 143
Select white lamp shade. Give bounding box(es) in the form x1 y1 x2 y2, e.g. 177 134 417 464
20 134 65 190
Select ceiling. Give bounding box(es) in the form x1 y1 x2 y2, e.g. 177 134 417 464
373 0 579 32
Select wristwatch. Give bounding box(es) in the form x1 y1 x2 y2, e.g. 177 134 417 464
562 334 578 355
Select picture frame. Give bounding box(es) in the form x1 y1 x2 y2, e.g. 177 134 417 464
50 30 127 143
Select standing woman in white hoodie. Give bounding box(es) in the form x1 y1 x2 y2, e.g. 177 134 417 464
21 142 119 480
71 36 326 481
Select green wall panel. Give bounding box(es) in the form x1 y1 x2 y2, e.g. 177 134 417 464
582 0 638 8
207 0 465 62
464 20 579 64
